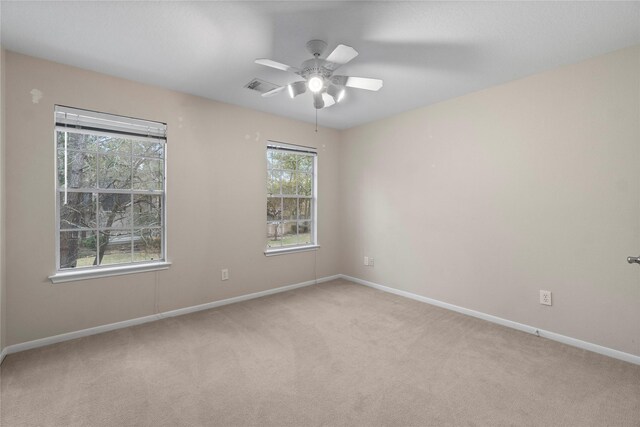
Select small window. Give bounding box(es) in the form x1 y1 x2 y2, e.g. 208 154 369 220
54 106 167 272
266 142 317 253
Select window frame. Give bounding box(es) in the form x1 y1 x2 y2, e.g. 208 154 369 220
50 106 170 283
265 141 319 256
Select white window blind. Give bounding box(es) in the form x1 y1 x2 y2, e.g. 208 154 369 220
55 105 166 140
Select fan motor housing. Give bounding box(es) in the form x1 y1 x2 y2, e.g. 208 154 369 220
300 58 333 79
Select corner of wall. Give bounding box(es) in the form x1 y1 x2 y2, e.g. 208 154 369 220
336 127 354 277
1 46 7 358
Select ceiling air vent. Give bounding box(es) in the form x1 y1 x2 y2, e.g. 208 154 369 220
244 78 280 95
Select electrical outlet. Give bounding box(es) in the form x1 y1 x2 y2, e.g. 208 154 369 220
368 257 374 266
364 256 369 266
221 268 229 281
540 290 552 306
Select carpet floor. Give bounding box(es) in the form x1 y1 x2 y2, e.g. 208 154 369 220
1 279 639 426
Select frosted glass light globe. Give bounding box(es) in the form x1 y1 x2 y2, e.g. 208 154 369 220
307 76 323 93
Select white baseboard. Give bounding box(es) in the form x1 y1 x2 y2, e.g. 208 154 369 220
340 274 640 366
0 274 341 362
154 274 339 320
3 273 638 367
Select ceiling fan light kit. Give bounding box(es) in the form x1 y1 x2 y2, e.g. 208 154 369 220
307 75 324 93
287 81 307 98
326 84 346 103
254 39 383 110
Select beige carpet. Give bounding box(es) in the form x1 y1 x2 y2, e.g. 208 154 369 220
1 279 639 426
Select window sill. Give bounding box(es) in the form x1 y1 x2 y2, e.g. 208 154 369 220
49 261 172 284
264 245 320 257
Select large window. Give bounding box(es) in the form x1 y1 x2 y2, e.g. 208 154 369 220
266 142 317 252
54 106 167 273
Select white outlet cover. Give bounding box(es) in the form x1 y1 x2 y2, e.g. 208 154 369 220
364 256 369 266
539 290 552 306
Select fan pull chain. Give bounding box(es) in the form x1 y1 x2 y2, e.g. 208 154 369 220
315 109 318 133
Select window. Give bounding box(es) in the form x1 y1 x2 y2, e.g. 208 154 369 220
266 142 317 253
54 106 167 276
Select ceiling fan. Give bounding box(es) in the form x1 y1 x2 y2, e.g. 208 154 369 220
255 40 383 109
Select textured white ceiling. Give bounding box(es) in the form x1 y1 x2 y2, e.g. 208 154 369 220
1 1 639 129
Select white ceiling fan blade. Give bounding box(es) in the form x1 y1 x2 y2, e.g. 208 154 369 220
313 92 324 110
325 44 358 70
337 76 383 91
255 59 300 74
322 92 336 108
261 86 286 98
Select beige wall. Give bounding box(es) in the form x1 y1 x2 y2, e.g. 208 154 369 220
340 45 640 356
4 51 342 346
1 47 5 352
4 46 640 358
